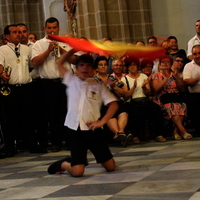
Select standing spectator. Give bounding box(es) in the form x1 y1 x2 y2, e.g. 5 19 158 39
0 24 38 156
47 52 118 177
152 55 192 140
147 36 159 73
167 36 187 59
135 40 145 46
183 44 200 136
31 17 72 152
187 20 200 61
147 36 158 47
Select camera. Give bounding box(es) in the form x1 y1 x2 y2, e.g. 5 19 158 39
116 81 124 88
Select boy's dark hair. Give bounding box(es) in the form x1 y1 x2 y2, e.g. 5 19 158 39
4 24 17 35
75 54 94 68
45 17 59 27
94 56 108 69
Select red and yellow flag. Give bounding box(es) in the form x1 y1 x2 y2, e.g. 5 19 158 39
48 34 165 61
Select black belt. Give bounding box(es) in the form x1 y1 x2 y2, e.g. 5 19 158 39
7 82 32 87
41 78 62 82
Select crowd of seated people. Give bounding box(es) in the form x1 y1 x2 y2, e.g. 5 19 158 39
92 36 194 146
89 35 194 146
0 21 198 158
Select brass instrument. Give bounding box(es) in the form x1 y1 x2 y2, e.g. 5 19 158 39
51 32 60 59
0 66 12 96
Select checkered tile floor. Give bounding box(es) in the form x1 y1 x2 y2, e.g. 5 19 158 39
1 137 200 200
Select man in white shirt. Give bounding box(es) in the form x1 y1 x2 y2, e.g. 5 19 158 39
16 23 48 152
0 24 35 156
183 44 200 136
17 23 33 46
48 51 118 177
187 20 200 61
31 17 71 152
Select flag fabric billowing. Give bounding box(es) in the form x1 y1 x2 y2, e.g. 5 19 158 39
48 34 165 61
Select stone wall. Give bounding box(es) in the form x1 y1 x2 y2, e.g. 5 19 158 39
69 0 153 43
0 0 44 40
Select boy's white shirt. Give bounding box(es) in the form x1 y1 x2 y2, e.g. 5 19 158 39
63 72 117 130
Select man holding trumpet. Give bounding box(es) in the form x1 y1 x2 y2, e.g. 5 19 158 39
31 17 72 152
0 24 33 156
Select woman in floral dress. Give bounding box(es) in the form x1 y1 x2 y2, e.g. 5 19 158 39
152 55 192 140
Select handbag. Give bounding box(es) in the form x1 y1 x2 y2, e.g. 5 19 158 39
160 92 188 104
131 97 150 104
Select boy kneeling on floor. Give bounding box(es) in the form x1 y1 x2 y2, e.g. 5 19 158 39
47 50 118 177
